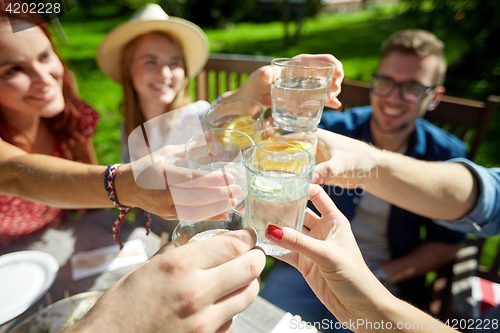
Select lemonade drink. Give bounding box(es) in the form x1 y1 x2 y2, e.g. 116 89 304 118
271 58 334 131
254 127 317 157
185 129 254 209
205 99 264 139
246 172 310 255
272 77 329 131
243 143 315 256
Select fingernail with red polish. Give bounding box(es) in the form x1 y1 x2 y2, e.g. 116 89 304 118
266 225 284 242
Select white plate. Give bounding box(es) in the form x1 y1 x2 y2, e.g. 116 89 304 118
0 251 59 325
9 290 104 333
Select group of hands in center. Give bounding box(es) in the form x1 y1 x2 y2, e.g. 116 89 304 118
69 54 455 333
69 183 401 333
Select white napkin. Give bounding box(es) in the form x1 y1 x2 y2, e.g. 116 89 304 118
270 312 319 332
70 239 148 281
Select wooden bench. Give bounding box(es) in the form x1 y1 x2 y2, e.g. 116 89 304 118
195 53 274 103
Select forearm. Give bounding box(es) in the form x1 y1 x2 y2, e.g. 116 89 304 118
368 297 457 333
349 276 457 333
380 242 462 284
0 153 111 208
364 150 478 220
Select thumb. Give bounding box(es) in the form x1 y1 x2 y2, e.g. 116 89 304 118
265 225 327 265
259 66 273 85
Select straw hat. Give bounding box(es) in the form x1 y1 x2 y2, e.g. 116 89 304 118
97 3 209 83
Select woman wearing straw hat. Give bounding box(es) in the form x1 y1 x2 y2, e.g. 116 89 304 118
98 3 215 163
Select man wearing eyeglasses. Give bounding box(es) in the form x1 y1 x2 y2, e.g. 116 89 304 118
260 29 467 332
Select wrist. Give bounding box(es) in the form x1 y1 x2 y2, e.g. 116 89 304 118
113 163 136 208
363 148 390 190
105 163 150 248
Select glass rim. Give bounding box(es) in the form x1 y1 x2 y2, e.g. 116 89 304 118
185 128 255 166
205 98 265 129
272 57 336 70
172 208 244 247
254 127 317 144
242 142 315 178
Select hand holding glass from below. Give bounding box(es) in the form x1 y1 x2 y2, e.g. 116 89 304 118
185 128 254 209
172 209 245 247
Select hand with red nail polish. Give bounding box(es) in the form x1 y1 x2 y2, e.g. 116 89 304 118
265 225 284 242
263 185 448 333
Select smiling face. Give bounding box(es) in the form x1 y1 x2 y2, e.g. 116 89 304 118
0 24 65 121
129 33 186 118
370 51 444 134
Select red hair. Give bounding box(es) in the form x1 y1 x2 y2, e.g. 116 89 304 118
0 0 92 163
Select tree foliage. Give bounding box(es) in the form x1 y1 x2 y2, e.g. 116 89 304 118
398 0 500 101
160 0 256 28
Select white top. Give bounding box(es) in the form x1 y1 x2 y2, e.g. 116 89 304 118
351 192 392 269
351 144 408 269
122 100 210 163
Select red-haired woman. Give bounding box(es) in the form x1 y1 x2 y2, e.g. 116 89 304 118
0 3 241 247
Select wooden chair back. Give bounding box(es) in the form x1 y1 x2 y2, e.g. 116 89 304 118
194 53 274 103
337 79 500 159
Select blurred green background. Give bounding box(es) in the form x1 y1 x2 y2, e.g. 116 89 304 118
55 0 499 168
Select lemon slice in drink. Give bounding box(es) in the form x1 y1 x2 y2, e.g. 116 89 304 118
260 139 309 151
187 229 229 243
251 176 282 194
221 114 255 149
256 141 309 172
224 114 255 137
225 114 253 130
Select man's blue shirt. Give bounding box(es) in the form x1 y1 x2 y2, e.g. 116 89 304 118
316 106 467 259
435 159 500 237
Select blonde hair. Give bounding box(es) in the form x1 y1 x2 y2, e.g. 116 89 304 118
120 32 191 137
381 29 447 86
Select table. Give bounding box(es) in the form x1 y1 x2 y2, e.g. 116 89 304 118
0 209 286 333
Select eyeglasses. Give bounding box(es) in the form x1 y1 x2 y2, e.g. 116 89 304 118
370 75 436 104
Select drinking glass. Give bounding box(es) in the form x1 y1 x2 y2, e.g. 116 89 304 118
185 128 255 210
271 58 335 131
205 99 265 139
243 142 315 256
172 209 245 247
253 126 317 157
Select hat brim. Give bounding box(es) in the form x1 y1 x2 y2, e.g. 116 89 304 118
97 17 209 83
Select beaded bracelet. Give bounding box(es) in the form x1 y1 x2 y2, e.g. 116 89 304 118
104 164 151 248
